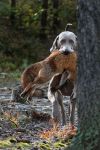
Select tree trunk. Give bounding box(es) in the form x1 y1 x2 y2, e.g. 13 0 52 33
66 0 100 149
52 0 60 34
40 0 48 39
10 0 16 26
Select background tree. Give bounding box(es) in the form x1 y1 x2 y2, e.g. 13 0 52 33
0 0 76 72
10 0 16 25
66 0 100 149
40 0 48 39
52 0 60 34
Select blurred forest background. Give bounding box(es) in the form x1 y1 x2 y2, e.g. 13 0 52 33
0 0 77 73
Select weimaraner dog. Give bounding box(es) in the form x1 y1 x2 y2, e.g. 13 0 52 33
48 24 77 127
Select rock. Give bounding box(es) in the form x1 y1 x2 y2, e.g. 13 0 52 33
11 85 26 103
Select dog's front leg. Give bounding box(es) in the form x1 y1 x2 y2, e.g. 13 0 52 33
57 91 66 126
52 93 62 125
59 71 68 88
48 76 62 125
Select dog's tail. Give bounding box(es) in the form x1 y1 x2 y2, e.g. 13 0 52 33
65 23 72 31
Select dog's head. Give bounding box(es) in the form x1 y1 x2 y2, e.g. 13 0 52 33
50 24 77 54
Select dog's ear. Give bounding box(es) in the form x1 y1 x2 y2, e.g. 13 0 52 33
65 23 72 31
50 36 59 52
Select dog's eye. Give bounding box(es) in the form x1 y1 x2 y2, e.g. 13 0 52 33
61 39 66 44
69 39 74 44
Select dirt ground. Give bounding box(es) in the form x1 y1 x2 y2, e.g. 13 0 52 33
0 78 77 149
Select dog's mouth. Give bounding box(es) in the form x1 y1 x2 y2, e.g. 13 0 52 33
61 51 70 55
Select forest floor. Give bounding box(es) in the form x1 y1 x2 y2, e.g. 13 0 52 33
0 74 77 150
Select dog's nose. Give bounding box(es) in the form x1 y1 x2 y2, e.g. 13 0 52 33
62 51 70 55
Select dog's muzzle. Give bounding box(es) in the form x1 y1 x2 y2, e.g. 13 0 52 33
61 51 70 55
59 45 74 54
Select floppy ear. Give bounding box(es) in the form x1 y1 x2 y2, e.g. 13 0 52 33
50 36 59 52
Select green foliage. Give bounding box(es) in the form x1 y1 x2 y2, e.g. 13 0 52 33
0 1 10 16
0 0 77 72
16 0 43 30
59 0 77 31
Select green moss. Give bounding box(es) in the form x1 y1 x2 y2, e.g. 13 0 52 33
0 139 12 148
39 143 51 150
54 141 68 148
17 142 32 149
0 138 32 149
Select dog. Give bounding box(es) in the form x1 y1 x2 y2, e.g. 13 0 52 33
48 24 77 127
50 24 77 54
20 50 77 106
48 72 77 127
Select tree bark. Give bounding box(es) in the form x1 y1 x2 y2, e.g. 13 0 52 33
66 0 100 149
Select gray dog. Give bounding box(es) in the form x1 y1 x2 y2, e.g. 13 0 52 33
48 24 77 127
50 24 77 54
